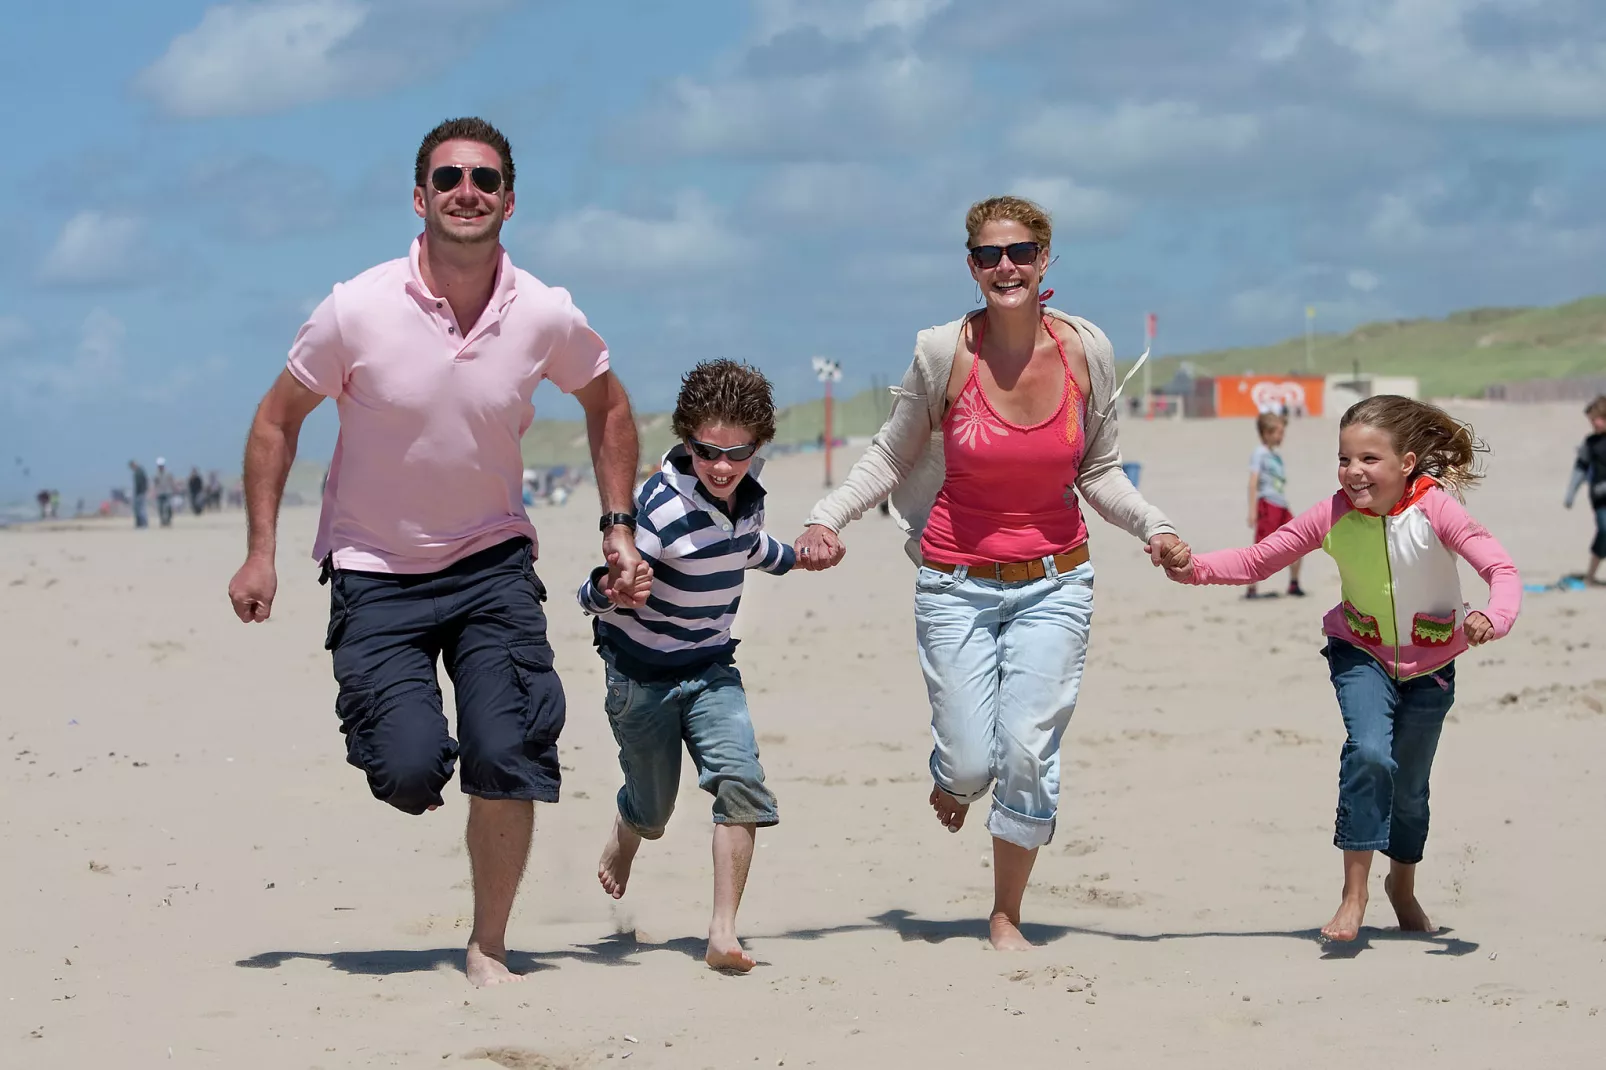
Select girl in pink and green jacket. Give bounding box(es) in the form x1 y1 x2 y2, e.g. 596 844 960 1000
1165 396 1521 945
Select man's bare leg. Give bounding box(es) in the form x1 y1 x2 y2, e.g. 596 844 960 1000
1321 849 1373 942
706 822 757 972
465 796 533 987
1383 859 1433 932
597 811 642 899
989 836 1038 952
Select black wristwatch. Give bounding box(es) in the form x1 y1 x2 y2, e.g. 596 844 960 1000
599 512 637 533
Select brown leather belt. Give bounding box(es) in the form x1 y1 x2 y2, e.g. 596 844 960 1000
922 543 1091 584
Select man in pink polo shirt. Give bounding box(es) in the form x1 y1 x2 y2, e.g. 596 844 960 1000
226 117 646 988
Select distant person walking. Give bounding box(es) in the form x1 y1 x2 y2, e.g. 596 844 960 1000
226 116 647 988
1564 395 1606 586
129 461 149 528
187 468 205 516
153 459 176 527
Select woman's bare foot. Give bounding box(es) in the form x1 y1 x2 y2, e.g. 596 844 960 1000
1320 893 1368 942
597 814 642 900
929 785 968 832
1384 874 1433 932
465 942 523 987
705 931 757 973
988 912 1034 952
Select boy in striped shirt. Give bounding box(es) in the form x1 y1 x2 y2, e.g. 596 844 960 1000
577 359 796 972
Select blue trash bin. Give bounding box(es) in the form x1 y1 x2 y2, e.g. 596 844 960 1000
1121 461 1142 488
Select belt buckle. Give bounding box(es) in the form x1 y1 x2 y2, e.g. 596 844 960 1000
991 562 1005 582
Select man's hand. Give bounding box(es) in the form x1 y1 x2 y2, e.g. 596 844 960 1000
1464 611 1495 646
1145 533 1191 571
228 554 278 622
603 526 649 608
794 524 846 571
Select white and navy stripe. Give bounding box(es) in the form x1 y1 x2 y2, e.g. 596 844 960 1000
578 446 794 679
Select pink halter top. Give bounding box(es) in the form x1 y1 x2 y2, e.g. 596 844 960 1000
919 315 1090 566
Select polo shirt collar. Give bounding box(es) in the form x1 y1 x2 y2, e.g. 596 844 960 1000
662 444 768 519
405 235 519 314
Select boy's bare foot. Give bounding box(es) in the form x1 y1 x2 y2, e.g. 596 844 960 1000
1320 893 1368 942
465 942 523 987
1384 874 1433 932
597 813 642 900
705 932 757 973
989 912 1034 952
929 785 968 832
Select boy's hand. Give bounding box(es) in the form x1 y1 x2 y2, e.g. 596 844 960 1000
602 550 653 607
1145 533 1191 571
795 524 846 571
1464 611 1495 646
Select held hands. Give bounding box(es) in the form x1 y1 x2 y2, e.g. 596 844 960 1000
1144 533 1193 581
1464 611 1495 646
602 527 651 608
794 524 847 571
228 555 277 622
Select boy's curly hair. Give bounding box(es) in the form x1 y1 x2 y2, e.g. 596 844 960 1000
671 360 777 446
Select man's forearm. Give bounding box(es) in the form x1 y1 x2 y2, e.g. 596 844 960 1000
586 376 640 514
243 413 298 560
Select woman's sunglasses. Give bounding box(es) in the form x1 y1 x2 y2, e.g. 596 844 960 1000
968 241 1041 269
688 440 758 463
430 165 504 195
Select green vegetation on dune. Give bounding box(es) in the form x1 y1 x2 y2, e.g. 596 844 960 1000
521 295 1606 470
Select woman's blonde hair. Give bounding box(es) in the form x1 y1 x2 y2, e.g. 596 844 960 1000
1340 395 1487 499
965 195 1052 249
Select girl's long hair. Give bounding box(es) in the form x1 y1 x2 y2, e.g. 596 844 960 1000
1340 395 1487 500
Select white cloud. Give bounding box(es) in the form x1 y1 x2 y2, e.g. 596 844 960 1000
40 211 145 286
534 192 750 279
0 316 32 351
1009 100 1262 174
1227 264 1395 331
5 309 126 403
1008 177 1136 238
1347 268 1382 292
1362 178 1606 257
134 0 515 119
752 0 952 42
1325 0 1606 119
626 57 967 160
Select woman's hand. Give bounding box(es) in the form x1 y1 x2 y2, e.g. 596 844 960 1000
1464 611 1495 646
794 524 846 571
1145 533 1191 571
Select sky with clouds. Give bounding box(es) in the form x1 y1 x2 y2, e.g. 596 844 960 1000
4 0 1605 503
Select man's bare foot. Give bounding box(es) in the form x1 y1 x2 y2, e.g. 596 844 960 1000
1384 874 1433 932
989 913 1034 952
1320 894 1368 942
929 785 968 833
705 932 757 973
465 942 523 987
597 814 642 900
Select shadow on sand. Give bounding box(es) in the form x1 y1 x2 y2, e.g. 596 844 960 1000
236 908 1476 979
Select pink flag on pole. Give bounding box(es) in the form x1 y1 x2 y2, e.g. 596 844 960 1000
1146 312 1158 341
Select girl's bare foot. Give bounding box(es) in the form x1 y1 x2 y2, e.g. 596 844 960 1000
989 912 1034 952
465 942 523 987
929 785 968 832
597 814 642 900
1320 893 1368 942
705 931 757 973
1384 874 1433 931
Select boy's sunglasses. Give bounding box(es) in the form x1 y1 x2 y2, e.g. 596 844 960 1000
688 440 758 463
969 241 1041 269
430 165 504 195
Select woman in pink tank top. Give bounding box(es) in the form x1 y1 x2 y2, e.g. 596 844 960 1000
797 196 1191 952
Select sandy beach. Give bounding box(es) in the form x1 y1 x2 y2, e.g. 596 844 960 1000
3 400 1603 1068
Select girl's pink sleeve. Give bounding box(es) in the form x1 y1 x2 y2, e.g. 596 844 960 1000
1422 490 1522 637
1186 495 1343 586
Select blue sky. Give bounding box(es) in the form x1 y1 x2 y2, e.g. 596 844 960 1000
4 0 1606 504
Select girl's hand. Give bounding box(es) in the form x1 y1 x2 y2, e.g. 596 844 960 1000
1464 611 1495 646
1164 561 1195 583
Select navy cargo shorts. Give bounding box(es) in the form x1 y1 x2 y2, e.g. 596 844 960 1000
321 536 566 815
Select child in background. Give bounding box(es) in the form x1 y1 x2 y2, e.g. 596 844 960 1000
1563 395 1606 586
578 359 796 973
1163 396 1521 942
1247 412 1304 598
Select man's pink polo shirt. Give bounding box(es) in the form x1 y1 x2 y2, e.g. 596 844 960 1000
287 237 608 573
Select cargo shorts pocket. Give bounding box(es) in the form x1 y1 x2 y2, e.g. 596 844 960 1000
509 641 566 749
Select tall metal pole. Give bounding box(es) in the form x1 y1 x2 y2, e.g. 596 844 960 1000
1144 312 1156 417
823 378 833 487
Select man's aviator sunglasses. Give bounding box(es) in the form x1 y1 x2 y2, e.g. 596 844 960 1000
429 165 505 195
969 241 1041 269
688 440 759 463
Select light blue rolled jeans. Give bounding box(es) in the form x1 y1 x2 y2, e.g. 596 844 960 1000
914 559 1094 850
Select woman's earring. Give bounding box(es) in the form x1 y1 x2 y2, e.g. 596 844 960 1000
973 281 983 305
